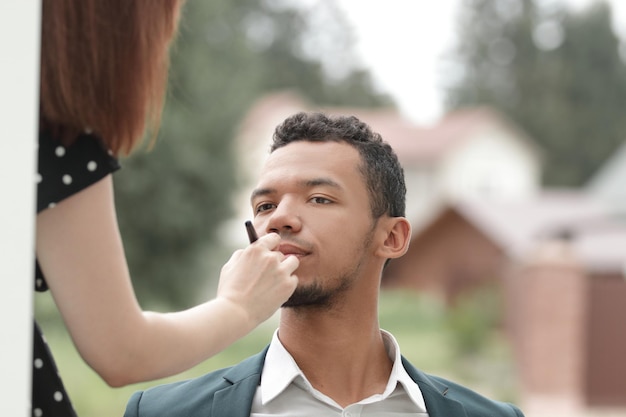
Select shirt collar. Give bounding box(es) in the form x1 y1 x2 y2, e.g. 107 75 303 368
380 329 427 411
260 329 427 412
260 330 310 405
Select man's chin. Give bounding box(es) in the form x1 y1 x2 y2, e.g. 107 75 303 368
281 285 332 308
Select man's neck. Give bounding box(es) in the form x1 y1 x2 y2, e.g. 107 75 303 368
277 302 392 408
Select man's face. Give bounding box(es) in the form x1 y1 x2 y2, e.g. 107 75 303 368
251 141 378 308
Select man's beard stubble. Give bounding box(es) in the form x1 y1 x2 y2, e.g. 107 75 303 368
281 279 350 309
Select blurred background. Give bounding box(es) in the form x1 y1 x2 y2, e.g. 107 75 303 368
34 0 626 416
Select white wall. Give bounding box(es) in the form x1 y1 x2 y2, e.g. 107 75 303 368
0 1 41 416
587 141 626 218
404 166 441 228
438 127 540 202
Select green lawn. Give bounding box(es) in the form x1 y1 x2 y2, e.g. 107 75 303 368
35 290 519 417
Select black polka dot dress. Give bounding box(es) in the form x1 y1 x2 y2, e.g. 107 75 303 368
33 130 120 417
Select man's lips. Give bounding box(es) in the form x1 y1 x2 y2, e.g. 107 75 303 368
277 243 310 258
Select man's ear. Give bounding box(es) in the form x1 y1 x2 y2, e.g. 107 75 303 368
375 217 411 260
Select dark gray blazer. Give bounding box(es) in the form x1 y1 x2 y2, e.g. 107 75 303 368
124 347 524 417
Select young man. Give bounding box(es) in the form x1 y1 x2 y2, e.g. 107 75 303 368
124 112 524 417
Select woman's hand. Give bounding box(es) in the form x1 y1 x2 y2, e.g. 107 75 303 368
216 233 299 325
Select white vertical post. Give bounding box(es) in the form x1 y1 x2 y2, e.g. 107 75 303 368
0 1 41 416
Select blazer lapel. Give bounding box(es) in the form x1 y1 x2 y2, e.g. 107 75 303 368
402 356 469 417
210 347 269 417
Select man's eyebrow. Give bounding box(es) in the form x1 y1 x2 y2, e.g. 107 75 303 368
301 177 342 190
250 187 275 203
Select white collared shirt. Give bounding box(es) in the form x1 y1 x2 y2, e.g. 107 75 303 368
250 329 429 417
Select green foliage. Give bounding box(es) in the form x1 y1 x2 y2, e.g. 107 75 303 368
113 0 392 308
445 0 626 186
444 286 502 356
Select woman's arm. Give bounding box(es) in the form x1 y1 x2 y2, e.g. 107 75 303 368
36 175 298 387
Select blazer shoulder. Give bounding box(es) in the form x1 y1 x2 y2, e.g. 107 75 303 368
124 367 232 417
124 349 268 417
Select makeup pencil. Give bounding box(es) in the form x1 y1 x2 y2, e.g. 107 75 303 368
245 220 259 243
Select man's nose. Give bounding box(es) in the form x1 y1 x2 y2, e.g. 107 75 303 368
266 198 302 235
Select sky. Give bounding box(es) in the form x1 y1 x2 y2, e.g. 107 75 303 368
333 0 626 125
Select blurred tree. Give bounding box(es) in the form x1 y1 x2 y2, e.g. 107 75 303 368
445 0 626 186
113 0 392 308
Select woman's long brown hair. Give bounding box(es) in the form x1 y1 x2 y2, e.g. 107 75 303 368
40 0 181 155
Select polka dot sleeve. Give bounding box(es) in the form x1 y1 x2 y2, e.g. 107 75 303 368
35 130 121 292
36 130 120 213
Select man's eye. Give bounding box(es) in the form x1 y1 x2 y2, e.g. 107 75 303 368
256 203 275 213
311 196 332 204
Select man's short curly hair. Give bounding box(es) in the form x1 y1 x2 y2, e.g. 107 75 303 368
271 112 406 219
